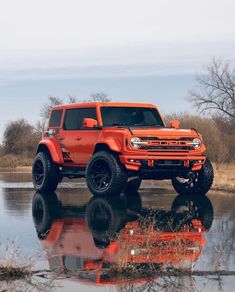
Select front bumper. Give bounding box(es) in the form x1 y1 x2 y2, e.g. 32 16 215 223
119 154 206 175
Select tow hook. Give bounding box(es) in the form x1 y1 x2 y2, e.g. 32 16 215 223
148 160 155 167
184 160 190 167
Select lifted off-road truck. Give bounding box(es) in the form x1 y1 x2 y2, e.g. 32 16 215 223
32 102 213 196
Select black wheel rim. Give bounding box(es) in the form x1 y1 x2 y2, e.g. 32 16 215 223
177 172 199 190
33 160 45 187
90 159 111 191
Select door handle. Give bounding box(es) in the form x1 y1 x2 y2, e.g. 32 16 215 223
57 135 64 140
75 136 82 140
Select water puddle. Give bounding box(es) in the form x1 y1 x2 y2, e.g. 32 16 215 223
0 171 234 291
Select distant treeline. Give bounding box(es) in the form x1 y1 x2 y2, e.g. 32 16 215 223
0 113 234 168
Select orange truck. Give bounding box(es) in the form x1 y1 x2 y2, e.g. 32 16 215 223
32 102 214 196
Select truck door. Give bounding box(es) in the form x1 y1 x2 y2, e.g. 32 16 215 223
60 107 100 166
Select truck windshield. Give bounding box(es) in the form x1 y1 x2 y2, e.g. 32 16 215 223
101 107 164 127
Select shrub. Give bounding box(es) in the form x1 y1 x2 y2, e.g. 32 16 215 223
3 119 40 157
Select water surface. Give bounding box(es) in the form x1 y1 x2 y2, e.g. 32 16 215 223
0 171 234 291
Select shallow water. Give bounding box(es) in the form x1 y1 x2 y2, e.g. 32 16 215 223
0 171 235 291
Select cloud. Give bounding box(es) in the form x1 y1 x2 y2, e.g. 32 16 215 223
0 41 234 84
0 0 235 50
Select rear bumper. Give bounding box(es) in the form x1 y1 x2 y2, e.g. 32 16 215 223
119 154 206 176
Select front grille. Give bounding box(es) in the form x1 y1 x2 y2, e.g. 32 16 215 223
141 145 191 151
139 137 194 151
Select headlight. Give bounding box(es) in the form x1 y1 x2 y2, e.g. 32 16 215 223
192 138 201 149
130 137 149 149
130 137 141 149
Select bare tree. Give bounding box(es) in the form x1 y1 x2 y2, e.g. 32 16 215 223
189 59 235 120
90 91 111 102
67 95 79 103
40 96 64 120
40 96 80 120
41 93 111 120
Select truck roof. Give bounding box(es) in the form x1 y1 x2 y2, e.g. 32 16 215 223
52 102 158 110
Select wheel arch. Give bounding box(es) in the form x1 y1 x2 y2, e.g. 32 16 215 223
93 142 121 155
36 139 64 164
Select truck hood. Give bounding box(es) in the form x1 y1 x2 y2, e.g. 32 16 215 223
129 127 199 138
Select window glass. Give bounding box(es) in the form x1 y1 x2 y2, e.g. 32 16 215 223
101 107 164 127
49 110 63 127
64 108 97 130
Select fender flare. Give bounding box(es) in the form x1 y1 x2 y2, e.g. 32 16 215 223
37 137 64 164
95 137 122 153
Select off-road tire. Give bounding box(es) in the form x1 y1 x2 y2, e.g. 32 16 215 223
86 195 126 247
32 192 60 239
32 152 60 192
172 159 214 196
171 194 214 231
86 151 127 196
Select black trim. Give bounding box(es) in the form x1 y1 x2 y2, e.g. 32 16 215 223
60 166 86 178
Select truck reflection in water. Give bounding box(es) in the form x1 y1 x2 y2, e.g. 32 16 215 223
32 191 213 286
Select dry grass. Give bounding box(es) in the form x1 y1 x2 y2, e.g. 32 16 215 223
0 240 60 291
212 163 235 192
108 214 201 283
0 240 33 281
0 154 33 168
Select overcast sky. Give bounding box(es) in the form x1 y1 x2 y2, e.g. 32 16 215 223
0 0 235 140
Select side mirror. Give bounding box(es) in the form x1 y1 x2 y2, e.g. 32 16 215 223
83 118 98 128
170 120 180 129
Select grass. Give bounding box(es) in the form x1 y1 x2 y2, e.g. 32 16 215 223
0 154 33 168
212 163 235 192
0 240 33 281
108 214 199 280
0 240 59 291
106 214 235 290
0 231 233 291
